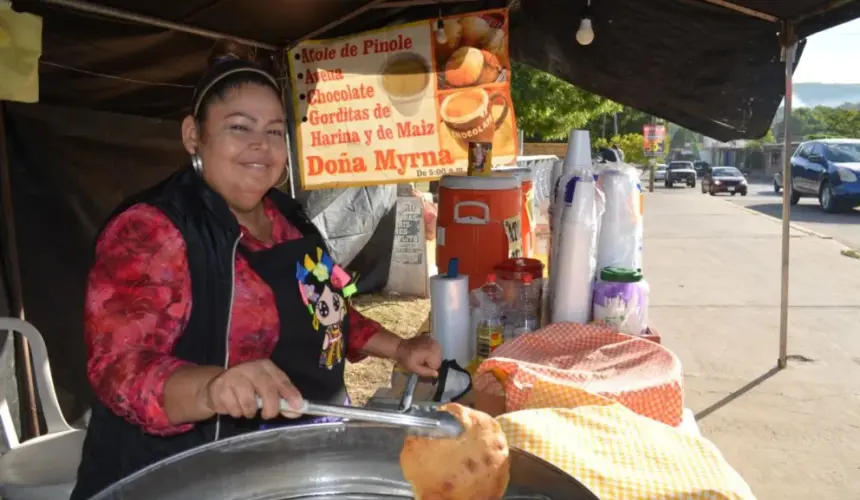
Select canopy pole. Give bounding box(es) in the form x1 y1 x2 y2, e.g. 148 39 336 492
778 25 797 370
277 51 302 201
33 0 278 50
282 80 299 200
370 0 480 7
695 0 778 22
0 103 41 439
287 0 390 48
648 115 656 193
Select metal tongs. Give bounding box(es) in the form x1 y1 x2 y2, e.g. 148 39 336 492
258 374 465 439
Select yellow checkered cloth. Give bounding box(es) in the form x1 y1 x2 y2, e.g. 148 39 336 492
497 386 756 499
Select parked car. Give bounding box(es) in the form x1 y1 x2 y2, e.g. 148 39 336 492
788 139 860 212
638 164 668 183
693 161 710 176
773 171 783 193
665 161 697 188
701 166 748 196
654 164 668 181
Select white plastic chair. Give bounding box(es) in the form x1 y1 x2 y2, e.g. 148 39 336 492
0 318 86 500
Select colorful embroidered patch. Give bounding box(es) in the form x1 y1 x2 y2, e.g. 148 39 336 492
296 247 358 334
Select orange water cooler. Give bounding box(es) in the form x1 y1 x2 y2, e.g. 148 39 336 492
493 167 535 257
437 175 522 290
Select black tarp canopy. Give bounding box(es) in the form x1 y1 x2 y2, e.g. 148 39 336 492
9 0 860 140
2 0 860 429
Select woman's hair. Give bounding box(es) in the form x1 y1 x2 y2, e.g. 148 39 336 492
191 40 282 126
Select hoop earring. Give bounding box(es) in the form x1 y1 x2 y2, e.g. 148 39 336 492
191 154 203 174
275 168 290 189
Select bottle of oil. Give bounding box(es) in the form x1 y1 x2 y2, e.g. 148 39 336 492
474 273 505 362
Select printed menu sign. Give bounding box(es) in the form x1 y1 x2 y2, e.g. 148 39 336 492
288 9 518 190
643 124 667 156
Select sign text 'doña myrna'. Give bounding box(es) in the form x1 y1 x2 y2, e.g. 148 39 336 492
289 9 519 190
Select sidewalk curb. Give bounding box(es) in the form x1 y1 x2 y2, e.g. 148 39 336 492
723 200 860 260
723 200 833 240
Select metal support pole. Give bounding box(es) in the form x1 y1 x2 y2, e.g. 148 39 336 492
281 71 302 201
778 29 797 370
34 0 278 50
371 0 480 7
286 0 390 48
0 103 41 439
648 116 656 193
648 157 655 192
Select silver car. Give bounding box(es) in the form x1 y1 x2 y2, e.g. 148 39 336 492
655 164 668 181
641 164 668 181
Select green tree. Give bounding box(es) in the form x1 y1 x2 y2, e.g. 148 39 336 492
511 62 622 141
584 107 653 139
594 134 647 165
670 127 700 152
819 107 860 137
745 129 776 152
772 105 860 140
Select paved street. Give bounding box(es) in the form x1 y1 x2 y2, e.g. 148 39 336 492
720 181 860 250
643 186 860 499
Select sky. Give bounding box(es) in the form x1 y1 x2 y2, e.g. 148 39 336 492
793 18 860 84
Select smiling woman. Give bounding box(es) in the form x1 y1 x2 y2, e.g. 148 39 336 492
183 60 289 219
70 48 443 499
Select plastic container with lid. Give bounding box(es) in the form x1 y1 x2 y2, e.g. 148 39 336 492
495 257 544 298
437 175 522 290
592 267 649 335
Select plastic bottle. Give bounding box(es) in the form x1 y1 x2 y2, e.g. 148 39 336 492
474 273 505 361
512 274 540 338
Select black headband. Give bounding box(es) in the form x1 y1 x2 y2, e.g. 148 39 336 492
191 58 280 118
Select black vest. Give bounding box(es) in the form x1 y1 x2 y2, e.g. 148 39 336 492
71 167 350 499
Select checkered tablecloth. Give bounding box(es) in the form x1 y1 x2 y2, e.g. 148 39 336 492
498 400 756 499
474 323 684 426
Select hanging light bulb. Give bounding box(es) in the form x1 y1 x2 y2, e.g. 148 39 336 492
435 5 447 45
576 18 594 45
576 0 594 46
436 17 447 44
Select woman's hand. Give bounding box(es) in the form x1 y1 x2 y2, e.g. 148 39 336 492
395 336 443 378
202 359 304 420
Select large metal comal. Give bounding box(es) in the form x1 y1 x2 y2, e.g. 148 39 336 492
89 423 600 499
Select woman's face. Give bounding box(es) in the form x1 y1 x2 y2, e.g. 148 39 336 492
182 82 288 213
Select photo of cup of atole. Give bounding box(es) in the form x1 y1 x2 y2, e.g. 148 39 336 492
439 87 509 144
378 52 432 116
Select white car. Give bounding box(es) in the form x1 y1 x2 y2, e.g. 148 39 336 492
665 161 697 188
641 164 668 181
655 164 668 181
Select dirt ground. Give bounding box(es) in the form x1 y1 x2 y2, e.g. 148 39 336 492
346 293 430 405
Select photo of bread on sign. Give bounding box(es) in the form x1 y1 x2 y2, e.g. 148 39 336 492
435 12 509 91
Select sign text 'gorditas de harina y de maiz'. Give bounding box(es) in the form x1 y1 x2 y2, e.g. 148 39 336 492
289 9 519 190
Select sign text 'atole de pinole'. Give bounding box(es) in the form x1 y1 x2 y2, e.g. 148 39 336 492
289 9 519 190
